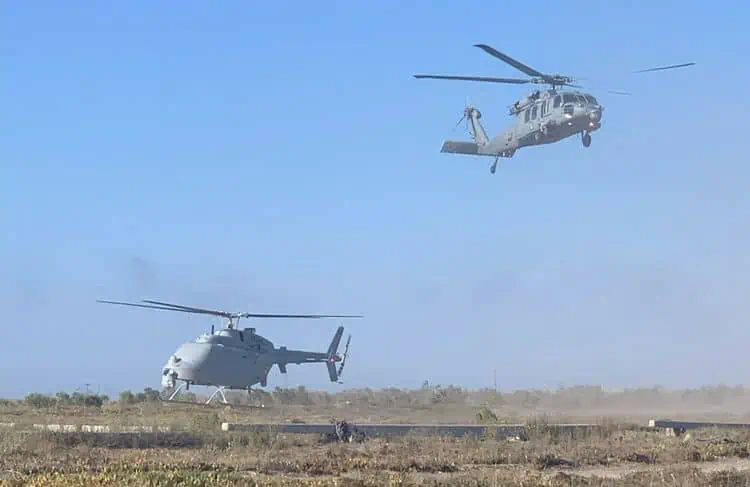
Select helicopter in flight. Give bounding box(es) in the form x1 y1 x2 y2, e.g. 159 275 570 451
97 299 361 404
414 44 695 174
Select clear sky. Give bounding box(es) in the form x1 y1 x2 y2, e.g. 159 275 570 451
2 1 749 399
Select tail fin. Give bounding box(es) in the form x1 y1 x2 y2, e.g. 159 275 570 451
325 326 352 383
462 106 489 147
326 326 344 382
441 106 490 156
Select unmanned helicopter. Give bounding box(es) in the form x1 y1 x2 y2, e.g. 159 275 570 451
97 299 361 404
414 44 695 174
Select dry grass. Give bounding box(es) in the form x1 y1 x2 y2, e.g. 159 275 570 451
5 385 750 485
3 416 750 485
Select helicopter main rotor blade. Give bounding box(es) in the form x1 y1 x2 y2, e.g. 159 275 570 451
139 299 364 320
413 74 529 84
473 44 545 78
96 299 225 316
633 62 695 73
238 312 363 319
141 300 235 317
143 299 363 319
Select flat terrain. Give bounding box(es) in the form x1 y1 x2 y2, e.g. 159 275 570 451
3 385 750 485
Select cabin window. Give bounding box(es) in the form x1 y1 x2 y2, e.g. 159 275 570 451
553 95 561 108
540 102 546 117
531 105 538 120
524 108 530 123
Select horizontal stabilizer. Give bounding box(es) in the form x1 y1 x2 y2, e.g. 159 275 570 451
441 141 481 155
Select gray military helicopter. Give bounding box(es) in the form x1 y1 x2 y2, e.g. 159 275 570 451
97 299 361 404
414 44 695 174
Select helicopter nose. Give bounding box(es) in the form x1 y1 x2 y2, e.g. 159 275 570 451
589 109 602 122
163 343 212 383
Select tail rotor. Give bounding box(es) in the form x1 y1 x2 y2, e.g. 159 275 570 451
325 327 352 384
335 335 351 384
453 96 482 139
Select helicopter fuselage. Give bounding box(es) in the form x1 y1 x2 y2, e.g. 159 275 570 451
494 89 603 153
160 325 347 393
440 89 603 174
161 328 276 390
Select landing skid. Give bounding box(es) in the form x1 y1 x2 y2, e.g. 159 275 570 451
205 386 229 405
158 384 265 408
167 382 186 401
159 383 229 406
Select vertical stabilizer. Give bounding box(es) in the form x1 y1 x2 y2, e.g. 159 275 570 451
326 326 344 382
465 107 489 147
441 105 491 156
327 326 344 358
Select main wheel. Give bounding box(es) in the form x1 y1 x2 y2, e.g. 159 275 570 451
490 164 496 174
582 132 592 147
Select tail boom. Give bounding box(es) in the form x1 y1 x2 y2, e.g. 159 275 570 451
274 326 348 383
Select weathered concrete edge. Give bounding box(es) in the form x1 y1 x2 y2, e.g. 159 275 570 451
1 421 608 437
221 422 600 437
0 423 175 432
649 419 750 430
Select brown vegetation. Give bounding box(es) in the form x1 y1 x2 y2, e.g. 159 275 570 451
3 384 750 485
3 420 750 485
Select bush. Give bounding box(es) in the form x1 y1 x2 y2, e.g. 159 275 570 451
24 391 109 409
24 393 57 408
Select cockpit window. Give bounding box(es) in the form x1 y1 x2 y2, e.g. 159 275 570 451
584 95 598 105
562 94 576 104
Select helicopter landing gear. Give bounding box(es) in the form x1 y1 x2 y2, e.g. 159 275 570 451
489 150 514 174
205 386 229 405
160 382 187 401
582 131 592 148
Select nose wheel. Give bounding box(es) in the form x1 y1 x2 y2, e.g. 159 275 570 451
582 132 592 148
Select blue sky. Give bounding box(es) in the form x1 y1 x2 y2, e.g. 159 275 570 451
2 1 749 398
